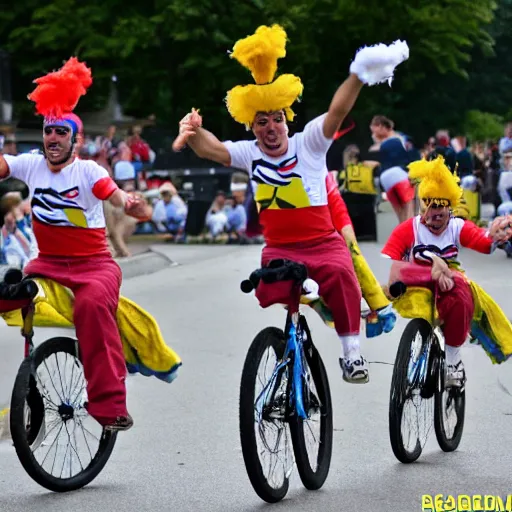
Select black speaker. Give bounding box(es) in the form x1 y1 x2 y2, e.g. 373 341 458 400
342 191 377 241
184 200 211 236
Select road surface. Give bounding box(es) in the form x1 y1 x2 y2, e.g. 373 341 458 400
0 232 511 511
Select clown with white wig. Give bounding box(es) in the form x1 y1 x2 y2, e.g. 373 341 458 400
174 25 408 383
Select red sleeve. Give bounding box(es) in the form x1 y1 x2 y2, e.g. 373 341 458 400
92 176 118 200
459 220 494 254
326 173 353 231
381 218 415 260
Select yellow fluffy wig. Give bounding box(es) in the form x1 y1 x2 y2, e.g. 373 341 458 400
408 155 462 209
225 24 303 128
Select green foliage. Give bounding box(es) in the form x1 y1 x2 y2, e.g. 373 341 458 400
463 110 504 141
0 0 502 142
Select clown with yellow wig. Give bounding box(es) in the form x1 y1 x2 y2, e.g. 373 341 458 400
382 156 512 387
174 24 409 384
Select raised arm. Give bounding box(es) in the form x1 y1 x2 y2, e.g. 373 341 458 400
322 40 409 139
187 127 231 167
172 109 231 167
322 75 364 139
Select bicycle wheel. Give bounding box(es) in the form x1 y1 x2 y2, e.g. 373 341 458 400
239 327 294 503
389 318 435 463
10 336 118 492
434 356 466 452
290 316 333 491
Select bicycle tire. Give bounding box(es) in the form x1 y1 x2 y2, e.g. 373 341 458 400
290 317 333 490
434 356 466 452
10 336 118 493
389 318 432 463
239 327 290 503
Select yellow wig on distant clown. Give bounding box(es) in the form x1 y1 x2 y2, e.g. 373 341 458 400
225 24 304 128
408 155 462 209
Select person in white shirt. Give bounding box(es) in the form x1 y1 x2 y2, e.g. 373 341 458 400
172 25 409 383
0 58 148 431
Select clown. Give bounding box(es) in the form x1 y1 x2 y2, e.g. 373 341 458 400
382 156 512 386
174 24 409 383
0 57 150 431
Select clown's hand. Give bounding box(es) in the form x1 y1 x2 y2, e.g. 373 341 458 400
172 108 203 152
349 40 409 86
302 278 320 301
489 215 512 243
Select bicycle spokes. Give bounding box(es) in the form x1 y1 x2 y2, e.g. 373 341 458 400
254 347 294 489
29 351 102 479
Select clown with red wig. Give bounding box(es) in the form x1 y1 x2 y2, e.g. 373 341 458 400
0 58 153 431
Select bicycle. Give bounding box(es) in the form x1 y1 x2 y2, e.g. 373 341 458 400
388 282 466 463
2 269 117 492
239 259 333 503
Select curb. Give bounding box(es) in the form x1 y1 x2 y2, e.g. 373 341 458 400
116 248 177 280
0 248 176 442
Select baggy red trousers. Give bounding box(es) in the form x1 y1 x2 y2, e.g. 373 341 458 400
256 232 362 336
0 255 128 424
390 261 474 347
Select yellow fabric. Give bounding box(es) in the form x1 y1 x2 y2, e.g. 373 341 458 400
348 240 390 311
340 163 377 195
0 278 181 376
408 156 461 208
225 24 303 128
461 189 480 222
390 282 512 363
254 177 311 211
391 287 438 324
469 281 512 360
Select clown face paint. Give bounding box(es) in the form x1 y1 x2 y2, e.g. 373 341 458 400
252 111 289 158
421 205 450 234
43 124 74 167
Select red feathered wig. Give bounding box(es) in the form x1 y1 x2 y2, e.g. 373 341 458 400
28 57 92 134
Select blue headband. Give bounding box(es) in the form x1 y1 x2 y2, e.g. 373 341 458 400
43 117 78 136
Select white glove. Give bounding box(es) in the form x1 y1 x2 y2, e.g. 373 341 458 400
302 278 320 301
350 40 409 86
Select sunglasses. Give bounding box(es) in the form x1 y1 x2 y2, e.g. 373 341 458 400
44 126 71 136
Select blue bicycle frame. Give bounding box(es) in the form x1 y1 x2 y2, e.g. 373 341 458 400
254 311 308 422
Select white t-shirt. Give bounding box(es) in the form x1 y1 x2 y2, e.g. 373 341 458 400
223 114 336 245
4 154 108 229
2 154 115 257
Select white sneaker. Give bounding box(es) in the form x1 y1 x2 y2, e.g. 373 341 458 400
339 356 369 384
445 360 466 388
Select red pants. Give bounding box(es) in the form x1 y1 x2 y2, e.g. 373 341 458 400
256 233 362 336
391 262 474 347
0 255 128 424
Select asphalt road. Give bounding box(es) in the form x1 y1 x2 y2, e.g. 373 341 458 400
0 219 512 511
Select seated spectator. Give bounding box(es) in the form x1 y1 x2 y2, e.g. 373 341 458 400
205 191 229 239
226 183 248 242
152 182 188 237
0 192 37 268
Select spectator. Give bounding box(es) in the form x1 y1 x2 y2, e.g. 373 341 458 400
0 192 37 268
128 125 154 172
152 182 188 236
226 183 248 242
205 191 229 239
497 150 512 216
2 136 17 156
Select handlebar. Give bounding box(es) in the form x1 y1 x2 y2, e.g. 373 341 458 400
0 269 39 301
241 259 308 294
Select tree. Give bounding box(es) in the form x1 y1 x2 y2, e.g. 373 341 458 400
0 0 500 142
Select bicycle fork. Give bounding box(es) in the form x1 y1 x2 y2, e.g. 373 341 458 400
287 313 308 420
